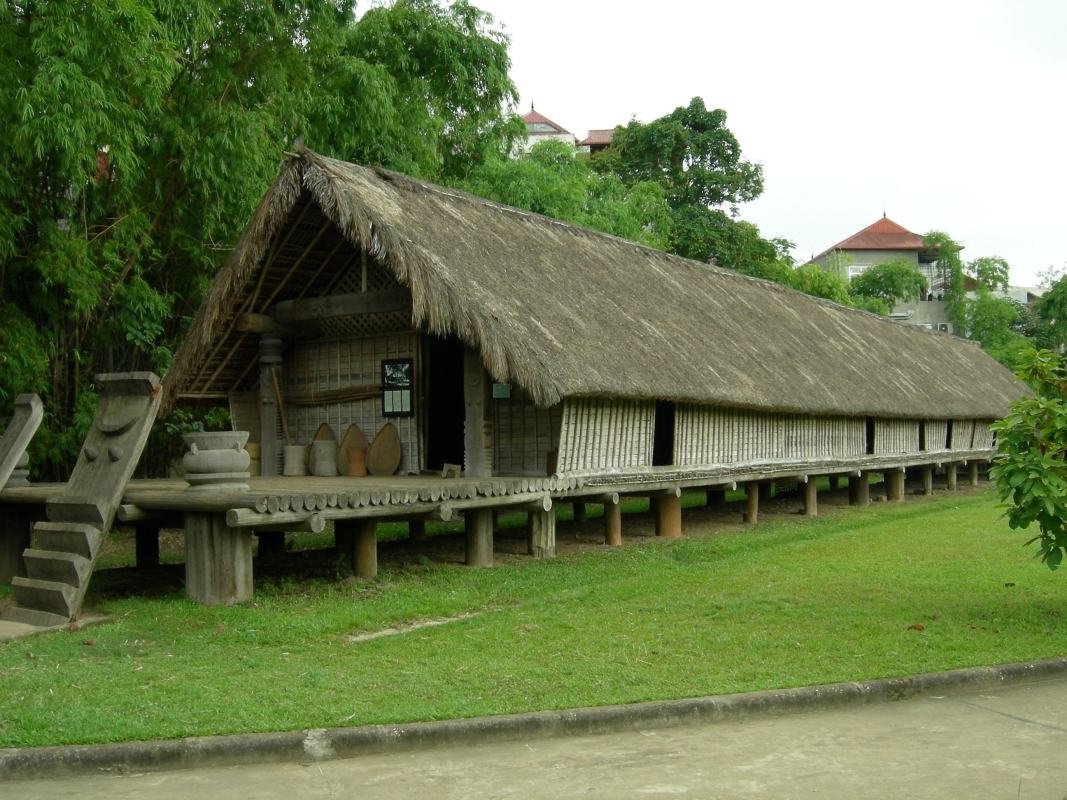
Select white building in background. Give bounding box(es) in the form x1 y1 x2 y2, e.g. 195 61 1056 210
519 106 576 153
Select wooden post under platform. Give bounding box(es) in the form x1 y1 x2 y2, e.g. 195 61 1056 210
745 482 759 524
135 526 160 568
922 465 934 496
466 508 493 566
654 496 682 538
184 511 252 606
885 469 905 502
968 461 979 487
848 473 870 506
0 504 33 583
355 520 377 579
603 497 622 546
409 520 427 542
256 531 286 561
528 507 556 559
946 462 958 491
803 480 818 516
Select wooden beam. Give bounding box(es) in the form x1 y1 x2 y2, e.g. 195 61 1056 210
946 462 958 491
968 461 979 487
272 288 411 325
235 313 320 338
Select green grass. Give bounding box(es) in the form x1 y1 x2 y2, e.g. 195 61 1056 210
0 489 1063 748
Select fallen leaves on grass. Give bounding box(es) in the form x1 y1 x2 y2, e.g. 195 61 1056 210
82 640 96 646
908 623 925 631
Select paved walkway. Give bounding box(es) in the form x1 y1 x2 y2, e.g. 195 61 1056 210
7 679 1067 799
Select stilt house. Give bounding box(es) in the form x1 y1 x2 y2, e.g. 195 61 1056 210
163 148 1021 489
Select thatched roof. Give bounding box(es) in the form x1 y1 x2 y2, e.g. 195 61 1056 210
162 147 1025 418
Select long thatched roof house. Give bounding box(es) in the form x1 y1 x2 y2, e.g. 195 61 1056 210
164 147 1022 487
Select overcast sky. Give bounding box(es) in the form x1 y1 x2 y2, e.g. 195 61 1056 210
470 0 1066 286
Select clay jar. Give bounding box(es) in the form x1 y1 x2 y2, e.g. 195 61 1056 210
181 431 251 492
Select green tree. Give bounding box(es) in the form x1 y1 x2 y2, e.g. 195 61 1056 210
849 257 928 309
0 0 517 479
594 97 781 275
990 349 1067 569
458 140 672 249
1033 273 1067 350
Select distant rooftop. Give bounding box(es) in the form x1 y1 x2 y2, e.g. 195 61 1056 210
579 129 614 147
522 107 571 136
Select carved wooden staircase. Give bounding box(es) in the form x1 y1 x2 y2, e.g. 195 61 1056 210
2 373 161 628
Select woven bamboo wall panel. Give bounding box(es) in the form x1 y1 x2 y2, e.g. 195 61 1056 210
951 418 976 450
673 405 865 466
972 419 995 450
556 398 654 473
492 386 562 476
284 333 420 472
874 418 920 455
925 420 950 451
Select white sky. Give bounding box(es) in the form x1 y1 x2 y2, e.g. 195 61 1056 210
472 0 1067 286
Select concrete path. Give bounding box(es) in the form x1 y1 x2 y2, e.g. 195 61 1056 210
7 678 1067 799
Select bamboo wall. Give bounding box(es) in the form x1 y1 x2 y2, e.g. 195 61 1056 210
873 418 920 455
951 418 977 451
492 385 562 476
972 420 995 450
556 398 655 473
673 405 865 466
284 333 421 473
925 419 950 451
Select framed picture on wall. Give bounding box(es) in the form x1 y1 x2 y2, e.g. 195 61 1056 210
381 358 414 417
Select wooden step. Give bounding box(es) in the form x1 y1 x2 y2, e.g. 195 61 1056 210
32 522 104 560
0 605 70 629
23 550 91 588
10 577 76 619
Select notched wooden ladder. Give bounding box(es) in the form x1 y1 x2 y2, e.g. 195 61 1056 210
2 373 161 628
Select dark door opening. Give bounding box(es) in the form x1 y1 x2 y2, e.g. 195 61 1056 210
425 335 466 471
865 417 875 455
918 420 926 451
945 419 954 450
653 401 675 466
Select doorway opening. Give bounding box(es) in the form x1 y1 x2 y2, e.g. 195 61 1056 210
653 401 675 466
425 335 465 471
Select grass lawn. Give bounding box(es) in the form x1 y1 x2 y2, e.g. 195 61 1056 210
0 487 1063 748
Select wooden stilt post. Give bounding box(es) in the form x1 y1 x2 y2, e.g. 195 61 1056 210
654 495 682 538
573 502 587 523
409 520 426 542
946 462 958 491
603 497 622 546
922 465 934 496
0 504 33 583
528 507 556 559
849 473 870 506
466 508 493 566
256 531 286 561
355 520 377 579
135 527 160 568
968 461 979 487
184 511 253 606
803 480 817 516
745 482 759 524
886 469 905 502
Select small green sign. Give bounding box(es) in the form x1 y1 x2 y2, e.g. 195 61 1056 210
492 383 512 399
